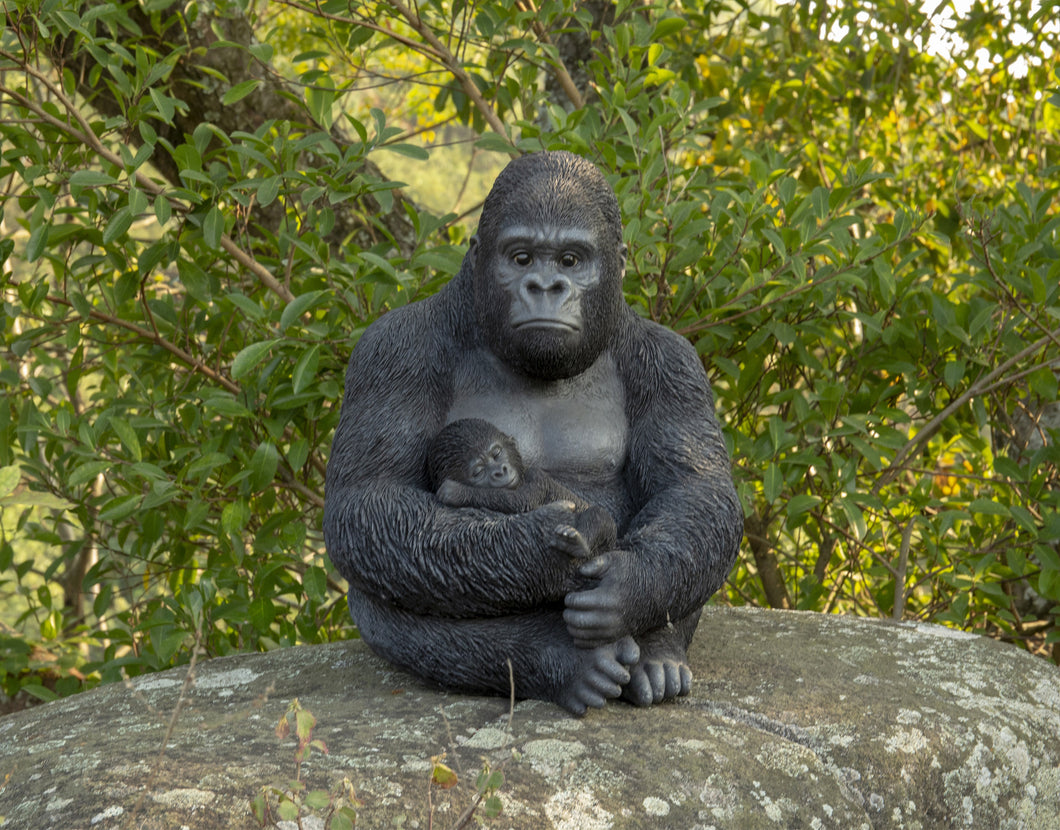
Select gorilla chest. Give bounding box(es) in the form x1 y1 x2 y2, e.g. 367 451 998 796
446 351 629 482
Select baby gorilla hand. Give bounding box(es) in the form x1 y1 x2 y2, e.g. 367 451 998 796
563 551 635 648
552 524 594 559
436 479 466 506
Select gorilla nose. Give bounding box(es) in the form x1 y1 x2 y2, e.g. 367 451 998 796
525 273 572 297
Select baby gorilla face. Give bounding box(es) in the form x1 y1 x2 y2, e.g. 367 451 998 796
467 440 521 489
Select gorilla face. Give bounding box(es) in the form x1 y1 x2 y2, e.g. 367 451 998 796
427 418 525 491
466 439 520 489
471 153 626 381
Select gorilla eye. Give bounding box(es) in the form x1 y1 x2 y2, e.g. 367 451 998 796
512 251 533 267
560 252 580 268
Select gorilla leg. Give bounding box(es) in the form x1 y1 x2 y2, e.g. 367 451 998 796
348 589 639 716
623 607 702 707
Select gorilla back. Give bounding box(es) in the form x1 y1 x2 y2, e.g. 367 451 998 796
324 151 742 716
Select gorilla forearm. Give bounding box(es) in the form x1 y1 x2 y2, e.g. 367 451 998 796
620 481 742 630
324 483 580 617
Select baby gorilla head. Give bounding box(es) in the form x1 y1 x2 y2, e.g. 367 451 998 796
428 418 523 491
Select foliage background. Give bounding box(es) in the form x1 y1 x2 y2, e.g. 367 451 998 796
1 0 1058 707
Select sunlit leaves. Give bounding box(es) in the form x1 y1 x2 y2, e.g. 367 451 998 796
1 0 1058 709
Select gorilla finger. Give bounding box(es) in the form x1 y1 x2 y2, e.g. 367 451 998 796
564 588 613 610
646 662 667 703
571 634 614 650
576 555 610 578
599 660 632 687
616 636 640 665
678 664 693 695
586 673 623 698
544 499 577 515
567 626 620 647
624 672 654 707
577 686 607 709
563 609 621 633
663 662 684 698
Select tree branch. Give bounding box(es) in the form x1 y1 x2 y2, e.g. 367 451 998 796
47 295 243 395
873 326 1060 494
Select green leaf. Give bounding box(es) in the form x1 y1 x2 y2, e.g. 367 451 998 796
110 417 142 462
292 345 321 395
383 143 430 160
474 132 515 154
785 494 821 521
102 206 133 245
763 463 782 503
654 17 687 38
432 762 458 789
202 205 224 248
302 566 327 604
68 460 113 488
248 595 277 632
0 465 20 498
155 195 173 226
231 339 279 380
69 170 116 187
248 441 279 491
222 79 262 106
0 491 73 510
26 223 48 262
248 42 274 62
970 499 1010 518
257 175 281 207
99 494 142 523
203 394 251 418
20 684 59 703
280 291 327 330
276 798 299 822
149 87 176 123
331 810 356 830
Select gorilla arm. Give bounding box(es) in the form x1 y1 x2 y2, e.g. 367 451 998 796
323 305 581 619
563 320 743 646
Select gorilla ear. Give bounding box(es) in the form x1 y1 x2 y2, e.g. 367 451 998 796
468 235 480 268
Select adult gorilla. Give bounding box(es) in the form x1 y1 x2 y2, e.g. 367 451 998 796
324 151 742 715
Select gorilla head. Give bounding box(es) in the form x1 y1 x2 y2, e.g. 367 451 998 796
470 152 627 381
427 418 524 491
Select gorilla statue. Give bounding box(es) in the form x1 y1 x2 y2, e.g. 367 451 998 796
324 151 742 716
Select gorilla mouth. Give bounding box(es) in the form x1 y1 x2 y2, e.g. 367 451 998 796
512 318 581 332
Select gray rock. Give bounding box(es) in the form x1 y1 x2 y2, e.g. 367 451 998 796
0 607 1058 829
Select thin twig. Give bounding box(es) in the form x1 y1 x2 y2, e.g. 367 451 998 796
46 295 242 395
873 326 1060 494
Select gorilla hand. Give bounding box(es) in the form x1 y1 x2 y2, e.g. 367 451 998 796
562 550 636 648
556 635 640 716
552 524 594 559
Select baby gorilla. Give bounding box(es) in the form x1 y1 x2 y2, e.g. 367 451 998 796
427 418 616 559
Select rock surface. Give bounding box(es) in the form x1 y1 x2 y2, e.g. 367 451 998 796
1 607 1058 829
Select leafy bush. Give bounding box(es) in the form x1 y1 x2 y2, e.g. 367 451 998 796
0 0 1057 704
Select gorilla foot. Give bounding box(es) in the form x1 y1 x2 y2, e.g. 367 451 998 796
552 524 593 559
622 639 693 707
555 636 640 716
